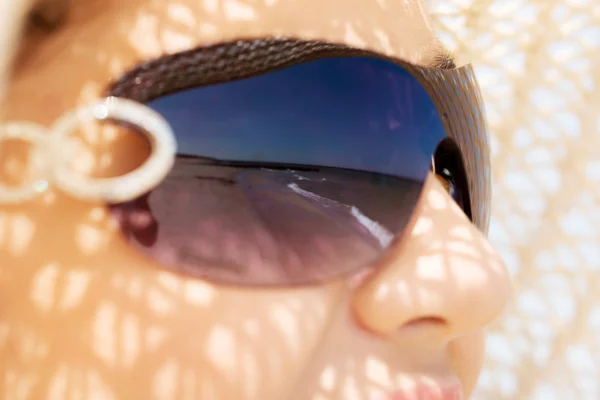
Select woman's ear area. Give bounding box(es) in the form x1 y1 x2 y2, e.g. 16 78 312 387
350 173 512 338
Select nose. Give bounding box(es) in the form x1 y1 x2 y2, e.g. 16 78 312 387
351 173 512 338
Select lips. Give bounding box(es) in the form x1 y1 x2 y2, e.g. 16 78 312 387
390 384 463 400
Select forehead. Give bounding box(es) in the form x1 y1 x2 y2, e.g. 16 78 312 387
23 0 444 66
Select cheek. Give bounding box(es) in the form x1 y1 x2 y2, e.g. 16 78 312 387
0 207 344 399
447 330 486 398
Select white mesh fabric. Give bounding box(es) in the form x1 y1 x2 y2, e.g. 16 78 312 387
428 1 600 398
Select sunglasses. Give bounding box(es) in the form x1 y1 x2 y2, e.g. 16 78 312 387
107 38 491 287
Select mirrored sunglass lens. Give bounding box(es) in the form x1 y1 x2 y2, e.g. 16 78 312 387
111 56 446 286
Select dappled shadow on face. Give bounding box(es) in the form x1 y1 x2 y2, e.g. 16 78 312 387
64 121 152 179
0 177 510 399
0 192 343 399
6 0 445 124
294 312 483 400
0 178 510 400
353 176 511 335
0 1 490 399
118 0 441 66
296 177 510 399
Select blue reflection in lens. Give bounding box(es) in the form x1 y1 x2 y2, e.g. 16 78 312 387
148 57 445 181
113 57 447 286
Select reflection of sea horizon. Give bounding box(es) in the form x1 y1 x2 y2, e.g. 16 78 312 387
161 153 421 237
173 153 423 184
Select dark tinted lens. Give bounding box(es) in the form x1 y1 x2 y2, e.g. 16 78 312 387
111 56 446 286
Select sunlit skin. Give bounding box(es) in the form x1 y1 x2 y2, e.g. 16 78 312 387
0 0 512 399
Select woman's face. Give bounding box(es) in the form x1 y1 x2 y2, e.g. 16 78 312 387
0 0 512 399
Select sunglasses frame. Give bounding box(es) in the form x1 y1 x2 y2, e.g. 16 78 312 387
108 37 491 233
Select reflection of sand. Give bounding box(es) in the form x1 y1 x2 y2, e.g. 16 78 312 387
121 157 422 285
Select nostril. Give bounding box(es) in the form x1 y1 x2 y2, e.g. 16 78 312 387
400 316 447 330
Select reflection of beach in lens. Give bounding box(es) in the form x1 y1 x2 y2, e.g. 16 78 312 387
112 156 421 285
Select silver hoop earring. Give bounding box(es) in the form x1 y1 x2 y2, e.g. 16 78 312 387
0 122 54 204
0 97 177 205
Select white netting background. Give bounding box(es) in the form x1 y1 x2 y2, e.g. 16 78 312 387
428 1 600 399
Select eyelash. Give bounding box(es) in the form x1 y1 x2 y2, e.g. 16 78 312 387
432 162 456 199
432 138 472 217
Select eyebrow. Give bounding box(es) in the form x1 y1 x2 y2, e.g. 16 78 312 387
107 38 457 103
431 47 457 70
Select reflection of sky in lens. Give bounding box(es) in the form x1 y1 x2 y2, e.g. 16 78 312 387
148 57 445 181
